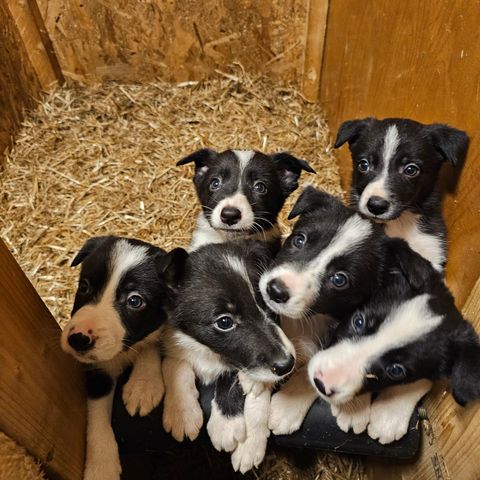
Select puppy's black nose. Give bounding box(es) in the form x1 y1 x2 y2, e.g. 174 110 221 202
220 206 242 225
68 332 94 352
271 354 295 376
314 377 327 396
266 279 290 303
367 196 390 215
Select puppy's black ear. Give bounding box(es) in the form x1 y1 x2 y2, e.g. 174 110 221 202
176 148 217 177
71 237 110 267
334 118 374 148
450 321 480 406
156 248 189 290
387 238 437 291
288 186 341 219
271 152 316 196
425 124 469 167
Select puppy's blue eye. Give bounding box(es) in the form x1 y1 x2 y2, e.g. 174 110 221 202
214 315 235 331
403 163 420 177
330 272 349 289
78 279 90 295
358 159 370 173
291 233 307 249
386 363 407 379
352 313 365 332
253 181 267 194
209 178 222 191
127 294 144 309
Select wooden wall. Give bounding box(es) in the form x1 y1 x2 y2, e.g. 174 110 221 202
36 0 309 85
320 0 480 310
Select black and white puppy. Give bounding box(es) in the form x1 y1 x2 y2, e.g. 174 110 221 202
258 187 388 435
161 240 295 473
308 239 480 444
177 148 315 251
334 117 469 271
61 236 184 480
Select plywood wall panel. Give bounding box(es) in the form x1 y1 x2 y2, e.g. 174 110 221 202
320 0 480 308
36 0 308 84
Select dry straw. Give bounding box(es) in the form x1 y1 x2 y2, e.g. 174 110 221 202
0 71 364 479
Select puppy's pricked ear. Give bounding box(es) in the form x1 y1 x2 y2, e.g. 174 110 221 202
288 186 341 219
334 118 375 148
71 236 110 267
387 238 437 291
450 322 480 406
425 124 469 167
156 248 189 290
176 148 217 177
271 152 316 196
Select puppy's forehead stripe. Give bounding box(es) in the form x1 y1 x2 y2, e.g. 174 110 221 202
232 149 255 174
110 240 149 284
222 254 256 299
382 125 400 166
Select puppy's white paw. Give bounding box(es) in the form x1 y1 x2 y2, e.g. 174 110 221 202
231 433 268 474
84 450 121 480
238 372 267 397
268 390 307 435
207 403 246 452
163 395 203 442
331 396 371 435
368 400 411 444
122 376 164 417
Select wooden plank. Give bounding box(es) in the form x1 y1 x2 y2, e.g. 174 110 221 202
302 0 329 101
0 239 86 480
319 0 480 309
6 0 62 90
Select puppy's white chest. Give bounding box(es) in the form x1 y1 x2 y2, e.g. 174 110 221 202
385 212 445 271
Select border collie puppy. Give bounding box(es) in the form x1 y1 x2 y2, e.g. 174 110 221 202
258 187 388 435
161 240 295 473
177 148 315 251
334 117 469 272
61 236 184 480
308 239 480 444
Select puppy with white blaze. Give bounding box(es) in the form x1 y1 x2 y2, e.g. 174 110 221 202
334 117 469 272
259 186 389 436
176 148 315 251
161 240 295 473
61 236 185 480
309 239 480 444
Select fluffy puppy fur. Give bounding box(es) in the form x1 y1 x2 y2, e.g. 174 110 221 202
309 239 480 444
258 187 390 436
334 117 469 272
61 236 184 480
177 148 315 251
161 240 295 473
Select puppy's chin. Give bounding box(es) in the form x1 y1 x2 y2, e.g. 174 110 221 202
243 367 288 385
358 205 404 223
263 297 310 319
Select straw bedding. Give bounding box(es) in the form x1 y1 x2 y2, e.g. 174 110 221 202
0 71 365 479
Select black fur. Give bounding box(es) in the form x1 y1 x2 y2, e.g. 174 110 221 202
86 369 114 399
214 371 245 417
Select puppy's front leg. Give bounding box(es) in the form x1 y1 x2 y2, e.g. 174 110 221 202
330 393 372 434
122 343 164 417
162 356 203 441
269 366 318 435
368 379 432 444
84 370 121 480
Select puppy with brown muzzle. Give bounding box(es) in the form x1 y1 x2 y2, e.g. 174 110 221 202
61 236 185 480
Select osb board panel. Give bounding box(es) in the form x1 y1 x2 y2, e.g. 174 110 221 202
0 239 86 480
0 1 42 159
36 0 308 84
319 0 480 308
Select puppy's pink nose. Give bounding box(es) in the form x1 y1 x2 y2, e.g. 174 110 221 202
68 330 95 353
313 370 334 397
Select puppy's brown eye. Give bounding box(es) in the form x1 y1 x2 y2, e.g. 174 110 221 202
78 279 90 295
403 163 420 177
127 293 144 309
253 181 267 194
358 159 370 173
209 178 222 191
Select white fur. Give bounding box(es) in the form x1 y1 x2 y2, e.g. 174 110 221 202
386 211 445 271
259 214 373 318
358 125 399 216
331 393 372 434
308 294 442 405
207 400 246 452
368 379 432 444
210 192 255 231
84 388 121 480
232 149 255 173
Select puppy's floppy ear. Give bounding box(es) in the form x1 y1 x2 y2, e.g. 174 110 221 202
271 152 316 195
387 238 437 291
288 186 341 219
425 124 469 167
156 247 188 290
450 321 480 406
71 236 110 267
334 118 375 148
176 148 217 177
